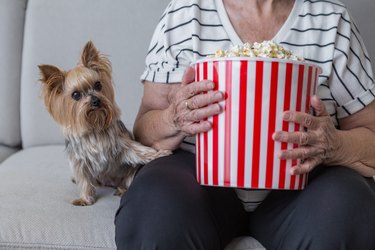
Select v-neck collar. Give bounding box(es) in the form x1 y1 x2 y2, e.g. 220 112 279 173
215 0 303 45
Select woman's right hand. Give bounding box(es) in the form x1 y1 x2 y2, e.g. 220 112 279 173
166 66 225 137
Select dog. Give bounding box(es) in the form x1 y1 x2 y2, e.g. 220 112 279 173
38 41 171 206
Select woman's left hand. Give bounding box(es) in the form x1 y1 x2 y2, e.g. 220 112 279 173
272 95 342 175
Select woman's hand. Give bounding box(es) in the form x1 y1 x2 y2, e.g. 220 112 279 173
166 67 225 136
272 95 343 175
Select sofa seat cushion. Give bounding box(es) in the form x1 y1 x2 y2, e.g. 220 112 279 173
225 236 265 250
0 145 19 163
0 146 118 250
0 146 264 250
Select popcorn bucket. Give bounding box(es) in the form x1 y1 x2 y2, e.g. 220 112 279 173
193 58 321 190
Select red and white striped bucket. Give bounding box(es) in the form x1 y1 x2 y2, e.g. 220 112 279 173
193 58 320 190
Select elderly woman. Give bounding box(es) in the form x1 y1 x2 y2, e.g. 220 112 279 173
115 0 375 249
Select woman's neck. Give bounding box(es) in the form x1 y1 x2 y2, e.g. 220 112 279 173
223 0 295 43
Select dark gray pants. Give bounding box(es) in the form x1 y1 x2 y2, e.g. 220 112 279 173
115 150 375 250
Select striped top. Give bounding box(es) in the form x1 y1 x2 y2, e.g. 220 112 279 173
140 0 375 211
141 0 375 125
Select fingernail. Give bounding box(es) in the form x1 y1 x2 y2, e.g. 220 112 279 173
289 168 295 175
277 152 282 159
216 103 223 112
283 112 290 120
214 91 223 100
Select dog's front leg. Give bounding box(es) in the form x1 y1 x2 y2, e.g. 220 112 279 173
124 140 172 166
71 178 96 206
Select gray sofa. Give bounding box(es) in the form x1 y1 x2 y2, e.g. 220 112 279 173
0 0 374 250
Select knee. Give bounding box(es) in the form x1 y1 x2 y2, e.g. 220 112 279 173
116 207 220 250
250 167 375 250
293 167 375 249
115 187 221 250
309 166 374 214
308 167 374 221
115 154 221 250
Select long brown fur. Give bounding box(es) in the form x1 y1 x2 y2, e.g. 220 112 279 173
38 41 171 206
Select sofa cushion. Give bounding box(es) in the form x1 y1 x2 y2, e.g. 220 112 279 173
225 236 265 250
0 146 265 250
20 0 171 148
0 0 27 155
0 146 118 249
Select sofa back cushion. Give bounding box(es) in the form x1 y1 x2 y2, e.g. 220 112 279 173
0 0 27 153
20 0 170 148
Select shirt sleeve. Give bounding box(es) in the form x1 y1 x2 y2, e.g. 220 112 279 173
140 1 192 84
329 8 375 119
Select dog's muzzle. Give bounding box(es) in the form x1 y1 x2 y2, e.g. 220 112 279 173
90 96 101 108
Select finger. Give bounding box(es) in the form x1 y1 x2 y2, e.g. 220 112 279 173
290 157 321 175
188 91 225 110
282 111 318 129
310 95 329 117
182 120 212 136
183 80 216 99
273 131 316 146
185 103 222 122
181 66 195 86
278 146 325 160
278 147 310 160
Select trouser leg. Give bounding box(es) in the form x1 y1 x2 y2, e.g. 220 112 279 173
249 166 375 250
115 150 248 250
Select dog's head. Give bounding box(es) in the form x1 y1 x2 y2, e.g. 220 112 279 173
38 41 120 136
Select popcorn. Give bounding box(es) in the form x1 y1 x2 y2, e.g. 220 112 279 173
209 40 304 61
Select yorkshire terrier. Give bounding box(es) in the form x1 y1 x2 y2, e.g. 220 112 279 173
38 41 171 206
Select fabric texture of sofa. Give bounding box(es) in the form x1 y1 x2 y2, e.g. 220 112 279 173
0 0 374 249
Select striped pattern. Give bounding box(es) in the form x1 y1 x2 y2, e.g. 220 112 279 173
195 59 319 189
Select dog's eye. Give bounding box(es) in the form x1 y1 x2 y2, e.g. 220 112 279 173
94 81 102 92
72 91 82 101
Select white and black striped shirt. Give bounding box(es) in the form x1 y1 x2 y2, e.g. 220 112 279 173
142 0 374 123
141 0 375 211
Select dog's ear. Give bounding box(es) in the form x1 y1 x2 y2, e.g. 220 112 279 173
80 41 112 75
38 64 65 94
81 41 100 68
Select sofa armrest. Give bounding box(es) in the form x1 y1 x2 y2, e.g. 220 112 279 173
0 0 27 155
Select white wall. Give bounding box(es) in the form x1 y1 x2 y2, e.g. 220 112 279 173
341 0 375 71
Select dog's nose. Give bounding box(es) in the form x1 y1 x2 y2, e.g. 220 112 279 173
91 96 101 107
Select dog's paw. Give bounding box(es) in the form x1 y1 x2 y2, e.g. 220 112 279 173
71 197 95 206
127 142 173 165
142 149 172 162
157 149 172 157
113 187 127 196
